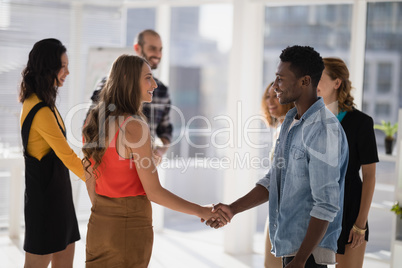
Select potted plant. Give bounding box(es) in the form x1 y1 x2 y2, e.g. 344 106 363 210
392 202 402 240
392 202 402 219
374 120 398 155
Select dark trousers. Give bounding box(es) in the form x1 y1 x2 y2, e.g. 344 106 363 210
282 255 327 268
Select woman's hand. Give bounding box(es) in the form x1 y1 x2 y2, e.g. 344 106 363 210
348 224 366 249
85 166 96 205
199 205 230 228
202 203 235 229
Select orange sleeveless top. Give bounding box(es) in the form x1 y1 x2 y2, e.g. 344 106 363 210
94 119 146 198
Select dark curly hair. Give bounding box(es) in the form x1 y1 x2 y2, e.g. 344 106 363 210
279 45 324 88
19 38 67 109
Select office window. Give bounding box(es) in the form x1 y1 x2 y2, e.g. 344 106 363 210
168 4 232 158
375 102 391 116
363 2 402 127
362 101 369 112
0 1 71 149
0 1 124 229
377 62 392 93
363 62 371 93
263 4 352 89
126 8 156 46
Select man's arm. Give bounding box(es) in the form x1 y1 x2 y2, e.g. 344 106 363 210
206 185 269 228
286 217 329 267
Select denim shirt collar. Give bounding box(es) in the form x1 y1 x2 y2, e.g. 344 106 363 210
285 97 325 122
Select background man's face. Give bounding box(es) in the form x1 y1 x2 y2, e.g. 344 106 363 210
139 34 162 70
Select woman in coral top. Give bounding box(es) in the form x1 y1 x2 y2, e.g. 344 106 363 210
19 39 85 267
82 55 229 267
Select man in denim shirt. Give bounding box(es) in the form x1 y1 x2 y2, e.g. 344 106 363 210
209 46 348 268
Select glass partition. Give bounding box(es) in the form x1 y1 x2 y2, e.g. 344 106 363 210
364 2 402 146
263 4 352 88
168 4 233 158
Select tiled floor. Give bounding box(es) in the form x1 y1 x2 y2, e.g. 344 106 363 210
0 224 391 268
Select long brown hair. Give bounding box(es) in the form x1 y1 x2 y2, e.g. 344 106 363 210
261 82 294 127
323 57 355 112
19 38 67 109
82 55 148 173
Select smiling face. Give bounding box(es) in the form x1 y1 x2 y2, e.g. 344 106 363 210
265 85 289 119
140 63 157 103
272 61 303 105
55 53 69 87
135 33 162 70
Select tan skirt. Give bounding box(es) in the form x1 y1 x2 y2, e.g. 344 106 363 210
86 194 153 268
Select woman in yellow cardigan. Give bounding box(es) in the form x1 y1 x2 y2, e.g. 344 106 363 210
19 38 85 268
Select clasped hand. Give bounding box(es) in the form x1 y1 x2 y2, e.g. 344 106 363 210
200 203 234 229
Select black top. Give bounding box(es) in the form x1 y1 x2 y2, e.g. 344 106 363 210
337 108 379 254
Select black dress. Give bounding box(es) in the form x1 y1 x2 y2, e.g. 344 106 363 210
21 102 80 255
337 108 379 254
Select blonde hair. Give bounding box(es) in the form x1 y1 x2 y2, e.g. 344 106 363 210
82 55 148 173
261 82 294 127
323 57 355 112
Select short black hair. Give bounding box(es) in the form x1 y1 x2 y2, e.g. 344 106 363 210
279 45 324 88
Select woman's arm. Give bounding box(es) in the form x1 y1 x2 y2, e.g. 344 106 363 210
83 162 96 205
123 117 229 224
33 107 85 181
349 163 376 248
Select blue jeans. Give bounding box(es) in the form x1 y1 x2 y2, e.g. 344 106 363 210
282 255 327 268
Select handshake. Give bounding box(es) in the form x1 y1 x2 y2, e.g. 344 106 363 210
200 203 234 229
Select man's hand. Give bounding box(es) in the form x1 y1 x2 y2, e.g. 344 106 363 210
199 204 230 228
202 186 269 229
284 257 305 268
202 203 234 229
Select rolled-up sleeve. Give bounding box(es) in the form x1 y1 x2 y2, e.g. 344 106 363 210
256 169 271 191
